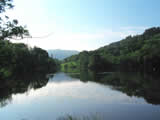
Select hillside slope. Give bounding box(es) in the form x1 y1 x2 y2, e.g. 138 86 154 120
63 27 160 73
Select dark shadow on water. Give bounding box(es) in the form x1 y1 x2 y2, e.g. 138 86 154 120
68 70 160 105
0 72 51 108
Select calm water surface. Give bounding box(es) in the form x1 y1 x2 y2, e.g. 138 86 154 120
0 72 160 120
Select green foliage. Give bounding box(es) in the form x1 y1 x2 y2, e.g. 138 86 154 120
0 0 14 13
0 40 59 78
0 1 59 78
0 68 11 78
61 61 79 73
62 27 160 73
0 0 30 41
79 51 89 70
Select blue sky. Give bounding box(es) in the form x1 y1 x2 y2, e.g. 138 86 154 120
7 0 160 51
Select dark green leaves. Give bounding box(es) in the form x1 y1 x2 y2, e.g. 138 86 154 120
0 0 14 13
0 0 30 40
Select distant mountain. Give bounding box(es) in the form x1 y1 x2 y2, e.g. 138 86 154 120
47 49 79 60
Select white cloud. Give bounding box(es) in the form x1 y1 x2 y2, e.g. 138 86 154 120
5 0 148 51
11 26 147 51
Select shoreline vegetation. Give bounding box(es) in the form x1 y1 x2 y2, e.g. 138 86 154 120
0 1 160 120
0 40 60 79
0 0 60 79
61 27 160 74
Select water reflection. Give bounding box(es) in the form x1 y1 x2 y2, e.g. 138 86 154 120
68 71 160 105
0 72 160 120
0 72 50 107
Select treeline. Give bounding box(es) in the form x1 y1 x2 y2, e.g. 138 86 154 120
0 0 60 78
62 27 160 73
0 40 59 78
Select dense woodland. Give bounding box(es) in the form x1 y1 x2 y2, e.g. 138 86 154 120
62 27 160 73
0 40 59 78
1 1 160 79
0 0 59 79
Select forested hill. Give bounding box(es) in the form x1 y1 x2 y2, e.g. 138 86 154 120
62 27 160 73
47 49 79 60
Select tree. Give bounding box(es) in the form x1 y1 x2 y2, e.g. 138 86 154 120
0 0 29 41
0 0 14 13
79 51 89 70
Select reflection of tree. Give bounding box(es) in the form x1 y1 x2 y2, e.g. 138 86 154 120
68 70 160 105
0 72 51 108
0 95 12 108
100 72 160 105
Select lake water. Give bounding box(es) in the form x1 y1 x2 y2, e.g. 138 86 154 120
0 72 160 120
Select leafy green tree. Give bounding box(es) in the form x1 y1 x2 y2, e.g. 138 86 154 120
0 0 29 41
79 51 89 70
62 27 160 73
88 54 101 70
